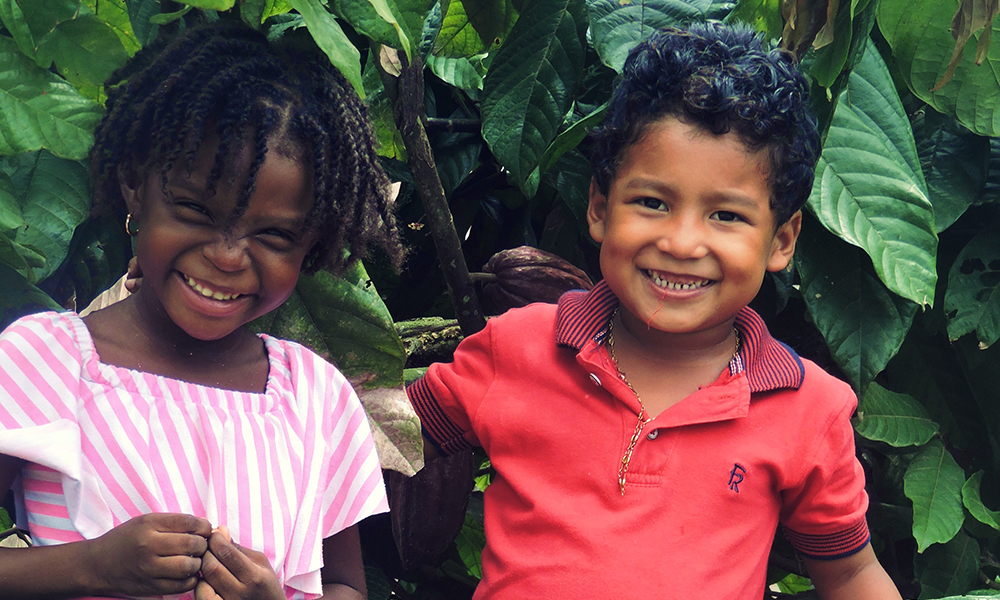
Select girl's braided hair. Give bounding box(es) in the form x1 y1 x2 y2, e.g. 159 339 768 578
89 20 403 274
590 21 820 225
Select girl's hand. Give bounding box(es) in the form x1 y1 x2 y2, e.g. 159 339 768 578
196 527 284 600
88 513 212 597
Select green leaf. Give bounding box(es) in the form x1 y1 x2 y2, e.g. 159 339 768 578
252 263 406 389
432 123 481 197
0 172 24 231
241 0 267 25
808 40 938 306
334 0 433 59
0 507 12 530
35 14 131 88
149 4 192 24
289 0 365 97
915 532 980 599
434 0 515 57
727 0 783 40
904 439 966 553
853 382 940 447
0 0 38 60
878 0 1000 136
796 221 918 391
944 228 1000 349
87 0 142 55
481 0 588 196
264 0 294 20
537 100 607 175
962 471 1000 531
808 0 857 88
178 0 235 9
588 0 715 72
913 111 989 232
126 0 161 45
0 36 104 159
425 53 485 90
0 262 61 330
455 511 486 579
9 151 92 283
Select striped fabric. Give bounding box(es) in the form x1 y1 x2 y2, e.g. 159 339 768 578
0 311 388 600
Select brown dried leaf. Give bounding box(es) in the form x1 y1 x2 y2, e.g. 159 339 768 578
780 0 832 58
351 380 425 476
932 0 1000 91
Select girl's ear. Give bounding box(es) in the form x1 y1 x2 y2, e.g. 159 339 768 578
766 210 802 272
587 178 609 244
118 163 144 214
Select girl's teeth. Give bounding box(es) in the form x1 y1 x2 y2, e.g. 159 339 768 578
184 275 240 301
648 272 710 290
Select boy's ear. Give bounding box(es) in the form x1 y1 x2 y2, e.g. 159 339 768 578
766 210 802 272
587 179 608 244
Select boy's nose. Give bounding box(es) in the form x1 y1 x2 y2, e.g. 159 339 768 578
657 219 709 260
203 237 251 272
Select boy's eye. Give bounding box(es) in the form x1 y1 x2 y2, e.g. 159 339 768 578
635 197 666 210
711 210 745 223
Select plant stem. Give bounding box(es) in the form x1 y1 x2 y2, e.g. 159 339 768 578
376 49 486 336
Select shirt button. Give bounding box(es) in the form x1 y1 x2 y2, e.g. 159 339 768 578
589 373 602 386
646 430 659 440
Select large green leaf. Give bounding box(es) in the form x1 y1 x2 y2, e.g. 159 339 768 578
434 0 515 57
125 0 161 45
915 532 981 599
35 14 130 88
0 36 104 159
727 0 783 39
0 172 24 232
808 40 938 306
481 0 588 197
88 0 142 55
8 151 92 283
0 0 36 59
878 0 1000 136
944 228 1000 349
334 0 433 59
0 263 61 329
425 54 486 90
537 100 607 176
796 221 918 391
904 439 967 553
252 263 406 389
178 0 235 9
587 0 718 72
853 382 939 447
913 111 990 232
962 471 1000 532
289 0 365 97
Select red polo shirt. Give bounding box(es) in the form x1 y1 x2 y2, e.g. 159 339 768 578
408 282 869 599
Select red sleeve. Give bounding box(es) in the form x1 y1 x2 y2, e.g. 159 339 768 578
406 319 498 455
780 384 870 559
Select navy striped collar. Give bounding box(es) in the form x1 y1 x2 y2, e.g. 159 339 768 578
555 280 804 392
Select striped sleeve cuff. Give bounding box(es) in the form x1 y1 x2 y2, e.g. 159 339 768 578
782 518 871 560
407 377 474 455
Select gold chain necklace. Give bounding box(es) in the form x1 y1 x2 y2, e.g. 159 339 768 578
606 311 741 495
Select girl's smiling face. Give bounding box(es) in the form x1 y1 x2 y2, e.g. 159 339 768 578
124 136 317 342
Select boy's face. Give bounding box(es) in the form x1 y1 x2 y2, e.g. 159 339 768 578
587 117 801 342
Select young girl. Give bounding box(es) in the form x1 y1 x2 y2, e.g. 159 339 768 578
0 21 403 600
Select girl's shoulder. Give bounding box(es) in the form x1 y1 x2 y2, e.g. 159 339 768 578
258 333 353 399
1 310 87 354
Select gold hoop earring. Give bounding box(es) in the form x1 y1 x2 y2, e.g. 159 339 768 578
125 213 139 237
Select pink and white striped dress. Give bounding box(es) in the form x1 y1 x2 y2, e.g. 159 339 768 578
0 311 389 600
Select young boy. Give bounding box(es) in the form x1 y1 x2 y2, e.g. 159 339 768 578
407 22 902 599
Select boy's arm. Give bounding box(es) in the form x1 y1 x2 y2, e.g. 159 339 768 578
804 544 902 600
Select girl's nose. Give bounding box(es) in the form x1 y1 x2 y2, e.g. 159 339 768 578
203 237 251 272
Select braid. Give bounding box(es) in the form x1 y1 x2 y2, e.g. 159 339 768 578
89 20 404 275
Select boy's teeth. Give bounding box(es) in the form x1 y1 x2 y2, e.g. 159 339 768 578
648 271 710 290
184 275 240 301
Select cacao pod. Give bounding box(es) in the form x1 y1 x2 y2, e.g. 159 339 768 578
480 246 594 315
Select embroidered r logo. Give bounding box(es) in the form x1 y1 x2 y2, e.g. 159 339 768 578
728 463 746 493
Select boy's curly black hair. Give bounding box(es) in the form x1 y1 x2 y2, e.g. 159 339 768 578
589 21 820 225
89 20 403 275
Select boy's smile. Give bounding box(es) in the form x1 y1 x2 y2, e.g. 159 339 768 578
124 135 317 343
588 118 800 349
